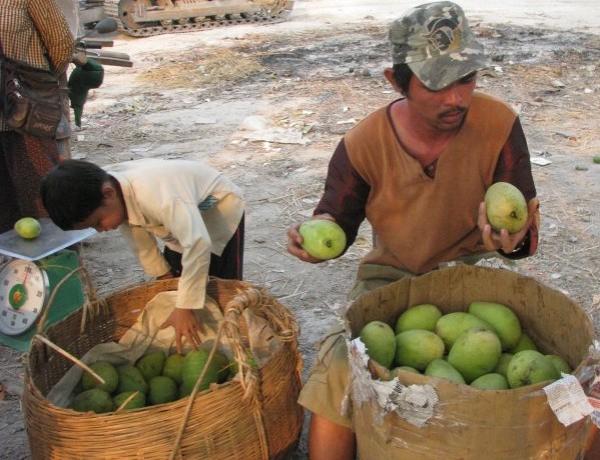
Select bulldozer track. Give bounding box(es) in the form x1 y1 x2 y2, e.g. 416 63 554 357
103 0 293 37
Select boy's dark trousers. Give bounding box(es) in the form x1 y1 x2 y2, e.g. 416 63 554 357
163 214 244 280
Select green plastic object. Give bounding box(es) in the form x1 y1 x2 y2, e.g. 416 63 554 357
0 250 85 352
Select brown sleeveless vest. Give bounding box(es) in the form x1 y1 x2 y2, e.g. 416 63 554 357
345 92 516 274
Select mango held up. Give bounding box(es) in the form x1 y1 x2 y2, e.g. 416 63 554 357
484 182 528 234
395 304 442 333
468 301 522 350
360 321 397 368
298 220 346 260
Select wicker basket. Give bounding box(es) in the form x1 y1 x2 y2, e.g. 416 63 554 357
23 278 304 459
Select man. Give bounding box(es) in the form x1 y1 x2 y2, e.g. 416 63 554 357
287 2 540 458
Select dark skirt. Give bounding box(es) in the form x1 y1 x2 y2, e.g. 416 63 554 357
0 130 61 233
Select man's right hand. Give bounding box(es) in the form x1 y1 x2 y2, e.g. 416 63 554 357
286 213 336 263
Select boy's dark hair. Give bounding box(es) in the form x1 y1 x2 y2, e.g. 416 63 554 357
40 160 109 230
393 63 413 95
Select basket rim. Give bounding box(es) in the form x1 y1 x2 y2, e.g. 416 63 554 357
25 277 301 414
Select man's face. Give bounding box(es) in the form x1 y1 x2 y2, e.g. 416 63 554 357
406 72 477 131
73 183 126 232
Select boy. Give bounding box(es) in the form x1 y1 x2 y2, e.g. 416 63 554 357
41 158 245 352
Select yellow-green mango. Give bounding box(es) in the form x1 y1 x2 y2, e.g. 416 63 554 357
448 327 502 383
425 358 465 384
395 304 442 333
507 350 560 388
360 321 396 368
395 330 444 371
435 312 492 350
470 373 509 390
468 301 522 350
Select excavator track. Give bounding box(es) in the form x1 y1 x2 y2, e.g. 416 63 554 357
103 0 293 37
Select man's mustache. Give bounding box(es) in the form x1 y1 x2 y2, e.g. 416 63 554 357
439 107 467 117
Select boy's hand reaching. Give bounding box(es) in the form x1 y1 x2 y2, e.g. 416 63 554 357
161 308 203 354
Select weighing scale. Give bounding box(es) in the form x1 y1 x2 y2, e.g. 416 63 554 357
0 218 95 351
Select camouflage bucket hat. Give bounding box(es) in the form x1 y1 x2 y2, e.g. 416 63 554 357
389 1 488 90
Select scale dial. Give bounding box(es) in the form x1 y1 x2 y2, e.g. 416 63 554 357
0 260 49 335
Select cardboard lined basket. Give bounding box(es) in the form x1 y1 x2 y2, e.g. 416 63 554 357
346 265 594 460
23 278 303 459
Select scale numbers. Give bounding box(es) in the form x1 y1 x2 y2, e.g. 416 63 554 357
0 260 48 335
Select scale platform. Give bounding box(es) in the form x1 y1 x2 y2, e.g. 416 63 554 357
0 219 96 351
0 218 95 261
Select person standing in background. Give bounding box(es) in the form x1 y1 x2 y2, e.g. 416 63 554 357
0 0 74 232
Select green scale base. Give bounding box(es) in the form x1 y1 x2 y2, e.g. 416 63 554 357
0 250 85 352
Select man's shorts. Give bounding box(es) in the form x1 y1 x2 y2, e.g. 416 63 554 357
298 264 412 429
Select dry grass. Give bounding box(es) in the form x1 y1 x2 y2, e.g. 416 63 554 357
137 48 264 88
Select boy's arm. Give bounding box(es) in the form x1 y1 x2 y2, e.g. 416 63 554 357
157 200 214 351
164 200 213 311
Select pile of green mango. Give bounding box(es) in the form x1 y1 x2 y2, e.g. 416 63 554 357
359 302 572 390
70 348 235 413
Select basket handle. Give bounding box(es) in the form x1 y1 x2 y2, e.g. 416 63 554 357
35 264 105 335
169 287 282 460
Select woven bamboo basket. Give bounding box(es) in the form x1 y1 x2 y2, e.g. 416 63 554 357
23 278 304 459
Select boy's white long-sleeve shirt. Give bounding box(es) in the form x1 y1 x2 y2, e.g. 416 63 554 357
105 159 244 310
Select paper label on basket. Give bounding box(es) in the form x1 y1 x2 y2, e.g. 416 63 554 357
544 374 594 426
349 338 437 427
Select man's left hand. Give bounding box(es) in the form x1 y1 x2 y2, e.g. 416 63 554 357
160 308 203 354
478 198 539 253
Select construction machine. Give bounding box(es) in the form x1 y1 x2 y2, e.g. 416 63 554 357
78 0 294 37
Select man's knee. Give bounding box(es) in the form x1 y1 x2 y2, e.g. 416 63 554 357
308 413 356 460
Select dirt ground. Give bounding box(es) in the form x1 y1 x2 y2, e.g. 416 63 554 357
1 1 600 458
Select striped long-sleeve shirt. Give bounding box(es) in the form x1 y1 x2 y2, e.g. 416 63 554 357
0 0 74 130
